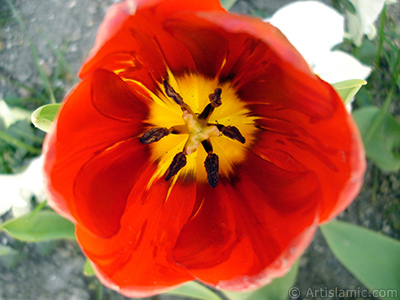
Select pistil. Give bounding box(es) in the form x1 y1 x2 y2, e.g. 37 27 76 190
182 111 220 155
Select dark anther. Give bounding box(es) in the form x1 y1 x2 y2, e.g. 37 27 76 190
163 80 184 106
209 88 222 108
199 88 222 120
204 153 219 188
219 125 246 144
201 139 213 154
140 127 170 144
165 152 187 181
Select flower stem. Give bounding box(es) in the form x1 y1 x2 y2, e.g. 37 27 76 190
95 280 104 300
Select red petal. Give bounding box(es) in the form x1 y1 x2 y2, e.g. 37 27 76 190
76 166 196 297
164 17 229 78
191 12 311 76
163 14 289 83
163 13 335 118
43 70 148 227
173 151 320 289
248 79 365 222
85 0 224 58
91 69 150 121
79 0 225 87
73 138 149 238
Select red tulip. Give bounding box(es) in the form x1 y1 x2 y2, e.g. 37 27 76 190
42 0 366 297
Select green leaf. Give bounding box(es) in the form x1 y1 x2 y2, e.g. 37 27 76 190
165 281 223 300
355 88 374 108
353 40 378 65
321 220 400 299
83 259 96 277
353 106 400 171
31 103 62 132
220 0 238 10
332 79 367 105
0 210 75 242
222 261 299 300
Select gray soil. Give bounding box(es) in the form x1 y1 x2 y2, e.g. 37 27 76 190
0 0 399 300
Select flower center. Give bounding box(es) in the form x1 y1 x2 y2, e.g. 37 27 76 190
182 111 220 156
139 74 257 187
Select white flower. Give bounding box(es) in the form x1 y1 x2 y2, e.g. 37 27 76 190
347 0 398 46
268 1 371 84
0 99 30 128
0 156 46 217
312 50 371 84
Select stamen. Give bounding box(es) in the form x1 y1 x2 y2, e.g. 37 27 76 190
140 127 170 144
209 88 222 108
165 152 187 181
201 139 213 153
198 104 213 120
198 88 222 120
204 153 219 188
163 80 184 106
219 125 246 144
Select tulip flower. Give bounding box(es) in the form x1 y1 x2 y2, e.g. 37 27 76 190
42 0 366 297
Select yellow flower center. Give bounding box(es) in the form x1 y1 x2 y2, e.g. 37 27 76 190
139 73 258 187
